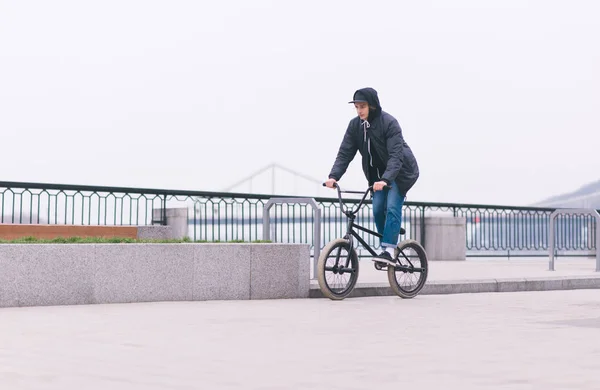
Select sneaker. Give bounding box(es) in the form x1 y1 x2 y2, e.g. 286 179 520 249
372 251 396 266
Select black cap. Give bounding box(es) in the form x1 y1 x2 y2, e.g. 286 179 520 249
348 90 368 104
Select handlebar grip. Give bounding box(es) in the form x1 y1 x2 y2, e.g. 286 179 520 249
370 184 392 192
322 182 338 188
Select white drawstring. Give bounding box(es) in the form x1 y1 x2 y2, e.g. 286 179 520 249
362 119 383 180
362 119 370 142
362 120 375 169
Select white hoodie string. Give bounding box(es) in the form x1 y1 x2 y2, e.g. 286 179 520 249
362 119 382 179
362 120 371 165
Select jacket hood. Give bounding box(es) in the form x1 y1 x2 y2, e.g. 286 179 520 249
350 87 382 121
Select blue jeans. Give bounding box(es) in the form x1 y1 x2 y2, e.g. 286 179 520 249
372 181 406 249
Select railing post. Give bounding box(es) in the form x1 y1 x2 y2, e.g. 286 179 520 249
597 214 600 272
549 210 556 271
420 205 426 248
162 194 168 226
263 198 321 279
549 208 600 272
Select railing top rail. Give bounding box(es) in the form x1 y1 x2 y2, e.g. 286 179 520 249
0 180 276 199
550 208 600 218
1 180 596 213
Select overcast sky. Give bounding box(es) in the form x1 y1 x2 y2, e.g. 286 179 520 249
1 0 598 206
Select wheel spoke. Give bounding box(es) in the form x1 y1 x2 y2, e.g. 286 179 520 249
388 240 428 299
317 239 359 300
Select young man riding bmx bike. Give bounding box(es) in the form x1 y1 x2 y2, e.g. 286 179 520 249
325 87 420 266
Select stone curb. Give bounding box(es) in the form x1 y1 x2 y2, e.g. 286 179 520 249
308 275 600 298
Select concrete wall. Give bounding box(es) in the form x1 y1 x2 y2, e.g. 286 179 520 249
136 226 175 240
423 216 466 261
0 243 310 308
151 208 189 240
409 216 466 261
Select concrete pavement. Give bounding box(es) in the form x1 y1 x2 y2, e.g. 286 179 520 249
310 257 600 298
1 290 600 389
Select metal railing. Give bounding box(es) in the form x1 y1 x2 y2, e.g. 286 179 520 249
1 181 597 258
549 209 600 271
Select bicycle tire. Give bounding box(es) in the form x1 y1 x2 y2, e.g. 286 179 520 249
388 239 428 299
317 238 359 300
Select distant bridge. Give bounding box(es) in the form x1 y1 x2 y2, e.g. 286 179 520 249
222 162 326 196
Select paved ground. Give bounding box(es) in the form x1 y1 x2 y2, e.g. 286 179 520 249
309 257 600 297
310 257 600 284
2 289 600 389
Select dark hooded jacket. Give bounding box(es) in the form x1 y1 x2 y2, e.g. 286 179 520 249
328 88 419 194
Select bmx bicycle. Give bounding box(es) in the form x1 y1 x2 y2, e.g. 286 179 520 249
317 182 428 300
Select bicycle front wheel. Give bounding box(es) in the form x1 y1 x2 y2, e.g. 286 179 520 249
317 238 359 300
388 239 428 299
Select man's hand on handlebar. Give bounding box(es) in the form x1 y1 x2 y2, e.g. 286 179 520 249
324 178 337 189
373 181 389 192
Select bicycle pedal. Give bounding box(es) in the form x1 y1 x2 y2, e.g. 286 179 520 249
372 258 394 266
373 261 387 271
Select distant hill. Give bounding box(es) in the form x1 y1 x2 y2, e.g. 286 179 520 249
534 179 600 209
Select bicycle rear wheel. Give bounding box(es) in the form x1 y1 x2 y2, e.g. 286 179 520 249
388 239 428 299
317 238 359 300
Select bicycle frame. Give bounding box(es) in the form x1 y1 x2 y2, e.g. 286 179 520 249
326 183 418 271
328 183 384 258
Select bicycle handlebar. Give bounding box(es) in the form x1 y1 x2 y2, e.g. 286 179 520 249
322 182 391 215
321 182 391 192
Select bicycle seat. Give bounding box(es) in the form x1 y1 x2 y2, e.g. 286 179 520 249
400 227 406 235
